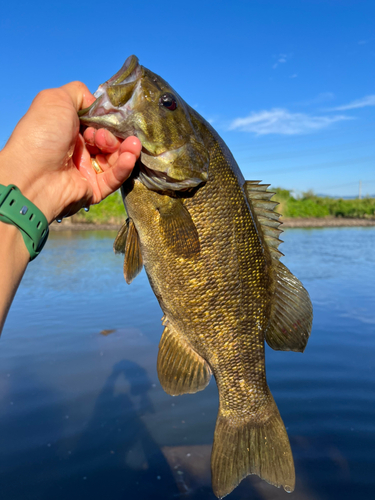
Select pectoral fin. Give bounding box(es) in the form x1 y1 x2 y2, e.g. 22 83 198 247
157 324 211 396
113 220 129 254
114 218 143 284
265 261 313 352
158 199 200 258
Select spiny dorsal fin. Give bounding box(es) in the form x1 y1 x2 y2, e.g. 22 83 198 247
157 323 212 396
243 180 283 261
114 218 143 284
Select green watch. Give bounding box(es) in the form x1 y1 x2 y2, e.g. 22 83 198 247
0 184 49 261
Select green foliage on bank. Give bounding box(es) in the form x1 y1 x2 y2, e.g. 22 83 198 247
73 191 126 224
273 188 375 219
72 188 375 224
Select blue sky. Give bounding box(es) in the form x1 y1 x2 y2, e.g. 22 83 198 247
1 0 374 197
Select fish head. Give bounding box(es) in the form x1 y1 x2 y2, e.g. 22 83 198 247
79 55 209 191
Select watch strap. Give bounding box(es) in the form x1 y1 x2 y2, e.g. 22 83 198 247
0 184 49 261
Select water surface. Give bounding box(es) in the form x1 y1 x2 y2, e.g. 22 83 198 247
1 227 374 499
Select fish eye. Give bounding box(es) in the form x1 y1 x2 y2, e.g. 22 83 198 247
159 93 177 111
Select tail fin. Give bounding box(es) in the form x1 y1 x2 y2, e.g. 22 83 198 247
211 395 295 498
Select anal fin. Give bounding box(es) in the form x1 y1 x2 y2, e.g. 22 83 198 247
266 261 313 352
157 324 211 396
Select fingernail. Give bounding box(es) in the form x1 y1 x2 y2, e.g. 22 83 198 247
106 133 117 147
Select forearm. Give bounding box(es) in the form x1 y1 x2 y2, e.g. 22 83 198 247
0 222 30 334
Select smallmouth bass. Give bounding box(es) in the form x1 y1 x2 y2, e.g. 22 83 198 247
79 56 313 498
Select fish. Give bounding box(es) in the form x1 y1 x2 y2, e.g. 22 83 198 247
79 55 313 498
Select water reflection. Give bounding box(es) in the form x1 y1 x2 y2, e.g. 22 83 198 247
0 365 68 500
55 359 180 500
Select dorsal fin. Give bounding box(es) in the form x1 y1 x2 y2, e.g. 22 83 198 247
244 180 313 352
243 181 283 260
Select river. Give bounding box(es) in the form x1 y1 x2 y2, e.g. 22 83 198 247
1 227 374 500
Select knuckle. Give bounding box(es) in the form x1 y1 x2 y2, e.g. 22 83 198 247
34 87 64 104
65 80 86 93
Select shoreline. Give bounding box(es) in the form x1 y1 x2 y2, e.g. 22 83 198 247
49 217 375 231
281 217 375 228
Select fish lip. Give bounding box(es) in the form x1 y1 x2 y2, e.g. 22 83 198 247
78 94 104 118
78 55 141 121
141 144 187 158
106 55 139 85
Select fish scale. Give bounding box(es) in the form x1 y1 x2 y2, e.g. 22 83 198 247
79 55 313 498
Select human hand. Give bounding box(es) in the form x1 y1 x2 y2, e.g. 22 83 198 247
0 82 141 224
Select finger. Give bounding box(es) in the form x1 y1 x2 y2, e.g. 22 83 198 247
95 153 113 172
61 81 96 111
90 135 142 172
95 152 138 201
119 136 142 157
98 135 142 170
82 128 101 155
83 127 96 145
73 134 93 174
92 129 121 153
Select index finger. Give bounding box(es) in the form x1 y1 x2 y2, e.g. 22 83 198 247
60 81 96 111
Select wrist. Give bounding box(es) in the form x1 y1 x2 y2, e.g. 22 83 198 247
0 184 49 260
0 219 30 262
0 148 55 223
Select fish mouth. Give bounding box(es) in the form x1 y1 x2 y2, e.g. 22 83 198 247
78 94 104 119
78 55 141 139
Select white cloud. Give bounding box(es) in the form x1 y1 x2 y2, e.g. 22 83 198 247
229 108 351 136
313 92 335 104
272 53 290 69
295 92 335 107
330 95 375 111
289 73 298 79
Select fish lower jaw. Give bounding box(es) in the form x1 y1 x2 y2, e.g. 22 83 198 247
140 144 186 160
